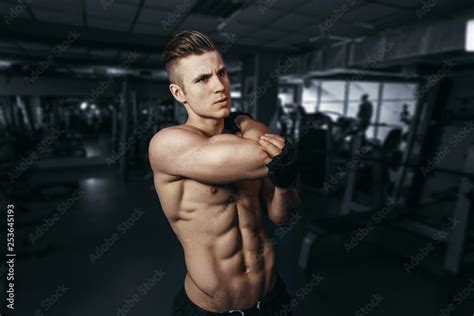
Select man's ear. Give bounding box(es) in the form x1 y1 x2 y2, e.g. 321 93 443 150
169 83 186 104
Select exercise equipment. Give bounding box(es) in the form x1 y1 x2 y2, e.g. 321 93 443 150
297 127 474 275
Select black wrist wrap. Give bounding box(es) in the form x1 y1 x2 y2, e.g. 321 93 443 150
267 138 298 188
224 111 253 133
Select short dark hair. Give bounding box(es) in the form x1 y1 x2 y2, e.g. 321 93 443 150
161 30 217 85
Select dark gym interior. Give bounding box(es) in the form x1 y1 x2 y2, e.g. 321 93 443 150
1 0 474 315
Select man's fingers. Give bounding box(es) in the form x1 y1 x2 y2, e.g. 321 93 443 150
263 133 285 141
259 148 273 164
260 134 285 150
258 138 282 157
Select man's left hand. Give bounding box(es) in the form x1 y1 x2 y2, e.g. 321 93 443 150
258 134 298 188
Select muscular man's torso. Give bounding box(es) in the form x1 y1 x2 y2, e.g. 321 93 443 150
152 125 276 312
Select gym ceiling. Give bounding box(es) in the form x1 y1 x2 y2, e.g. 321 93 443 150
0 0 473 79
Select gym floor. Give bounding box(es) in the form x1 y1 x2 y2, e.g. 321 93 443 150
8 164 474 316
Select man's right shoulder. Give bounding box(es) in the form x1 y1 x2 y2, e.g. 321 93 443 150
149 125 202 149
148 125 206 170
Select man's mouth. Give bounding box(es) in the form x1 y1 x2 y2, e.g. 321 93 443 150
214 98 227 104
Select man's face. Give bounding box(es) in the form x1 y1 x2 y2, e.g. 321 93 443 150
173 50 231 119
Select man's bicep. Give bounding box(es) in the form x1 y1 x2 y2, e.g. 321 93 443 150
150 131 221 180
149 129 214 177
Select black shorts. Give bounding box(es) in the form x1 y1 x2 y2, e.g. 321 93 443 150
172 272 292 315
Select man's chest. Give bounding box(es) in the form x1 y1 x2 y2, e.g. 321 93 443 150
180 178 262 207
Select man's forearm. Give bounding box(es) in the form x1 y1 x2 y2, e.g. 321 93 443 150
268 187 300 225
174 133 269 184
236 116 301 223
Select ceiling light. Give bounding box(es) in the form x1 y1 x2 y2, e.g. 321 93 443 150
0 60 12 68
106 67 126 75
466 19 474 52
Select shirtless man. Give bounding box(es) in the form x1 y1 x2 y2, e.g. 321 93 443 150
148 30 300 315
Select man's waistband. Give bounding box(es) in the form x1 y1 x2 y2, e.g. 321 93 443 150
184 271 284 315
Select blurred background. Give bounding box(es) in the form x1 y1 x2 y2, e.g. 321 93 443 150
0 0 474 315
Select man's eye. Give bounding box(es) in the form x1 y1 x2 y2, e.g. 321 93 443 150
198 77 208 82
218 70 226 77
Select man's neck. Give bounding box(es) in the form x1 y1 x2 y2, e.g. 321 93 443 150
184 117 225 137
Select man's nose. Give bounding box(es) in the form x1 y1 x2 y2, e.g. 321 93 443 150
211 75 225 92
